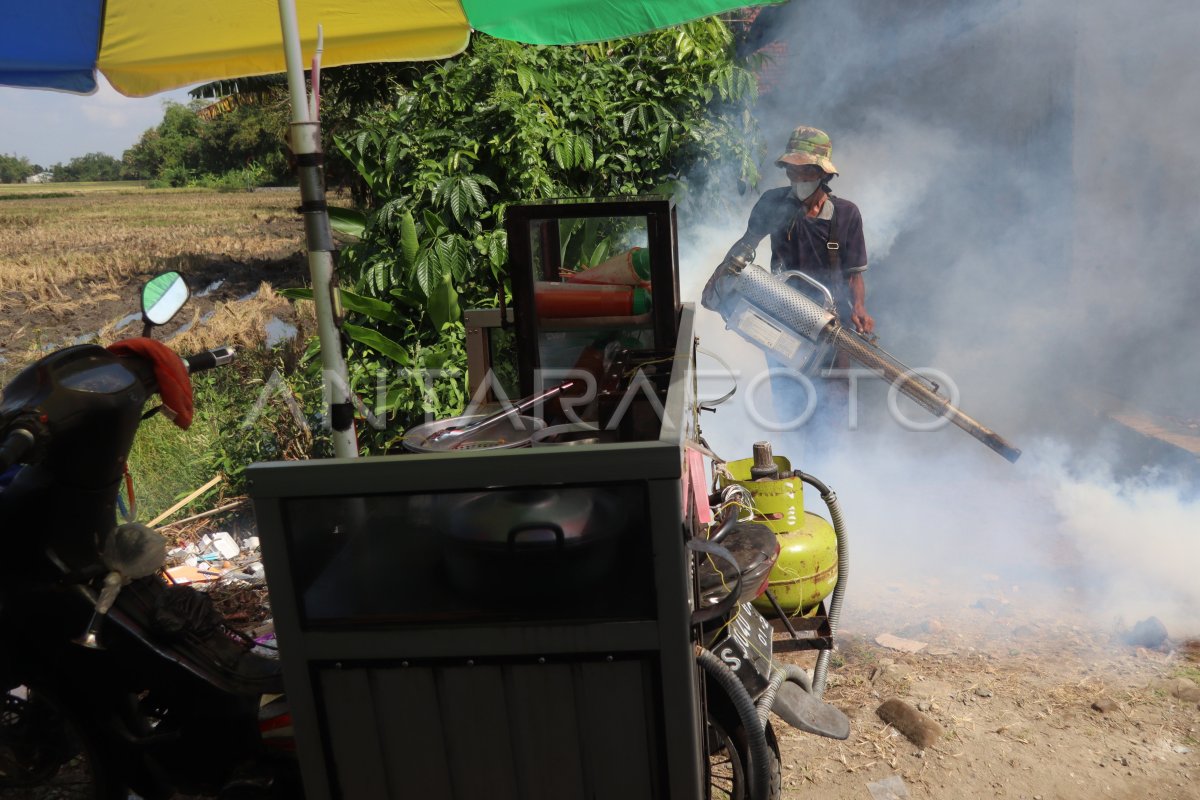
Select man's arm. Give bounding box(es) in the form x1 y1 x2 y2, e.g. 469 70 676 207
700 230 764 311
847 272 874 334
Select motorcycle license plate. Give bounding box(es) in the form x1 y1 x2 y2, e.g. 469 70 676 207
711 602 774 696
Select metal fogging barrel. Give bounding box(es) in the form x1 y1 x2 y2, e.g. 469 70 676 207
707 260 1021 463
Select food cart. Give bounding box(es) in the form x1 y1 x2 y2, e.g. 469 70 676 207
248 197 819 799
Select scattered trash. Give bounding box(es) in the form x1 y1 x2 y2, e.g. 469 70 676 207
875 633 927 653
222 561 267 585
264 316 299 347
866 774 910 800
1173 744 1191 755
251 625 279 658
165 562 234 585
242 536 261 551
1091 697 1119 713
202 531 241 560
1123 616 1168 649
876 698 943 748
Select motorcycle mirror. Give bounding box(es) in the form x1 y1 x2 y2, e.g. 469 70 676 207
102 522 168 580
141 272 189 328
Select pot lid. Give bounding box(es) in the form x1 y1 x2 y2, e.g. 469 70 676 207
447 488 626 548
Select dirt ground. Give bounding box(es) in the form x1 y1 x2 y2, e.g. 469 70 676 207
772 578 1200 800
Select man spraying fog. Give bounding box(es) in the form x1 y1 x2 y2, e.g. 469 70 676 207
701 125 874 436
703 125 874 335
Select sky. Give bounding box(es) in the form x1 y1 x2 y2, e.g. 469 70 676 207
0 77 194 168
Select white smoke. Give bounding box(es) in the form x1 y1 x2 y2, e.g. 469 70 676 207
680 0 1200 637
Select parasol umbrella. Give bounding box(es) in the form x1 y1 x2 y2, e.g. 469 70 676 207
1 0 777 456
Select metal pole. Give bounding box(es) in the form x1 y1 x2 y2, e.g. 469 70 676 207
276 0 358 458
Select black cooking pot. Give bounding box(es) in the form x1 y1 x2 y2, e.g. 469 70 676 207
442 488 628 600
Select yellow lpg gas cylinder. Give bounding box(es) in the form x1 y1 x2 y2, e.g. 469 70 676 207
720 451 837 614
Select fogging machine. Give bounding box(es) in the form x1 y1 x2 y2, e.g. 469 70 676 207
705 254 1022 463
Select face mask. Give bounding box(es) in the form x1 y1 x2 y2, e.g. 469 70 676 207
791 179 821 201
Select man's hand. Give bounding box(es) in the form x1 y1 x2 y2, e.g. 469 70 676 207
700 261 731 311
851 303 875 335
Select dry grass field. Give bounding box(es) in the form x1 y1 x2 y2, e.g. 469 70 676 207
0 184 311 372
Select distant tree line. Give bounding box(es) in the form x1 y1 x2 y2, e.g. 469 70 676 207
0 153 43 183
122 99 291 188
2 97 291 188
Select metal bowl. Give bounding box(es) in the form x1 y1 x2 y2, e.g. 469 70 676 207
530 422 620 447
402 414 546 453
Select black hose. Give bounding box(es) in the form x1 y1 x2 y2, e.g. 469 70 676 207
795 471 848 697
757 661 815 726
709 509 739 544
697 646 770 800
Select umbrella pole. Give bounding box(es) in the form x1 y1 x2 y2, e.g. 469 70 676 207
276 0 358 459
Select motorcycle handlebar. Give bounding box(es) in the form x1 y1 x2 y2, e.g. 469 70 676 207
183 346 236 374
0 428 35 472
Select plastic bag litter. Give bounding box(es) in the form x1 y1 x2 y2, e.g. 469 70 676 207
867 775 909 800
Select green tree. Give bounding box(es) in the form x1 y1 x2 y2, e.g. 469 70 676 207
320 19 760 447
122 97 291 186
196 102 290 182
122 101 205 185
51 151 123 182
0 153 35 183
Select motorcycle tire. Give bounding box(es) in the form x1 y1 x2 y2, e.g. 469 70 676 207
0 684 127 800
706 689 782 800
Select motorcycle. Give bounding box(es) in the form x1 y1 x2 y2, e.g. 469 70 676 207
0 272 299 799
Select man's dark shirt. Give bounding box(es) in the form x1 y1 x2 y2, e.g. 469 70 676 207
732 188 868 292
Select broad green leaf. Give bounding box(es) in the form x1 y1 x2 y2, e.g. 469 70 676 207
415 249 440 297
389 288 423 310
578 135 595 169
339 289 403 326
488 231 508 269
463 176 486 209
517 66 536 94
588 239 611 268
368 261 390 293
553 140 571 170
558 217 582 263
449 181 473 224
622 107 637 135
422 209 445 236
327 207 367 239
426 272 461 331
342 323 411 366
399 210 418 267
449 238 470 282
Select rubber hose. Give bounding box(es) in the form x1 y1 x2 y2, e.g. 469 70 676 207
710 507 739 544
757 662 814 726
697 646 771 800
783 662 813 693
796 472 848 698
756 666 788 727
